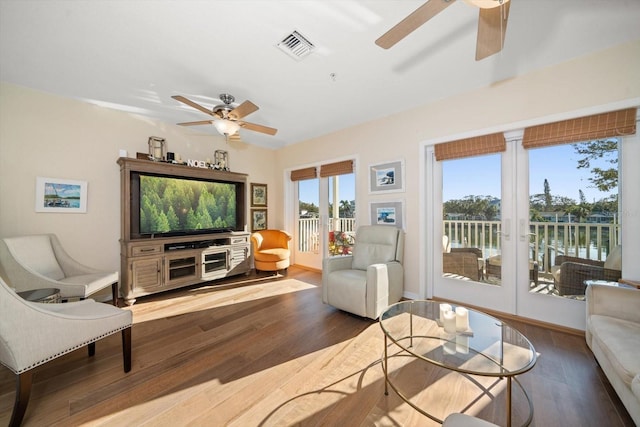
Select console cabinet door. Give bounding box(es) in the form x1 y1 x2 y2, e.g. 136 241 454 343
131 257 163 293
229 245 250 274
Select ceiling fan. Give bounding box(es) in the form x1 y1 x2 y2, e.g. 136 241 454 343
172 93 277 138
375 0 511 61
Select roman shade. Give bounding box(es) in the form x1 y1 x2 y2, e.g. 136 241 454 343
319 160 354 177
434 132 506 161
522 108 637 149
290 167 317 181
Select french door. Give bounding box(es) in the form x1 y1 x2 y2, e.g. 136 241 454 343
429 132 619 330
291 164 356 270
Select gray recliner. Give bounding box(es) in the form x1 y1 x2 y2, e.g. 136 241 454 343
322 225 404 319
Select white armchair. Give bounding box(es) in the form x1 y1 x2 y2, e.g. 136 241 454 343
0 275 132 426
322 225 404 320
0 234 119 304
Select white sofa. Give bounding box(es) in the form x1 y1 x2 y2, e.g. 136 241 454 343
586 284 640 424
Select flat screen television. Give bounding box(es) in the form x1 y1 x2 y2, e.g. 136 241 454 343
130 172 245 239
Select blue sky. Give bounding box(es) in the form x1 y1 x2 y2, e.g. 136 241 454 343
298 143 617 205
443 144 617 203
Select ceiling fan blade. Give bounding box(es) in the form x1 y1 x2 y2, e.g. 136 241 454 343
375 0 456 49
176 120 214 126
229 100 259 120
172 95 215 117
239 121 278 136
475 1 510 60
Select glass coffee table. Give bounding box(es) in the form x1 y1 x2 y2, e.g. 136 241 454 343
380 300 537 427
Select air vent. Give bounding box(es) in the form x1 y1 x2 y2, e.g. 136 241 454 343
277 30 315 60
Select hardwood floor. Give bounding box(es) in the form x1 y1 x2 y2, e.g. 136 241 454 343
0 267 634 426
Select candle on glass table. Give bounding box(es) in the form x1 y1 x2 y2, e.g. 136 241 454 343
439 303 452 323
443 310 456 334
455 306 469 331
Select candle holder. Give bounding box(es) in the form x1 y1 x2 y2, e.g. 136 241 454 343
214 150 229 171
148 136 166 161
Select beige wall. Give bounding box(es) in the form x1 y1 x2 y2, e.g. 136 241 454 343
1 41 639 299
275 40 640 297
0 83 277 272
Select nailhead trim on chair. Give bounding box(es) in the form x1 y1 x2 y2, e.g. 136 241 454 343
11 325 130 374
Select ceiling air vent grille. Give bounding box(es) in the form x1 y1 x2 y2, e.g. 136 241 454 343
277 30 315 61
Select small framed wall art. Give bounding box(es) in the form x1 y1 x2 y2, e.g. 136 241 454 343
369 199 405 230
369 159 405 194
251 209 268 232
251 183 268 207
35 177 88 213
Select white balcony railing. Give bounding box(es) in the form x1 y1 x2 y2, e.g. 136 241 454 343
298 217 620 274
297 217 356 254
443 219 621 273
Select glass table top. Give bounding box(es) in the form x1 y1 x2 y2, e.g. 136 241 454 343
380 300 537 377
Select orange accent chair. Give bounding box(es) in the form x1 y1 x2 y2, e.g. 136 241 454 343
251 230 292 274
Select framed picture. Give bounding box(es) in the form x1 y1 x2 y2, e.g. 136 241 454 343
369 200 405 230
35 177 88 213
369 159 405 194
251 183 267 207
251 209 268 231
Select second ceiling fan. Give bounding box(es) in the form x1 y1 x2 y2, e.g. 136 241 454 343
173 93 277 138
376 0 511 61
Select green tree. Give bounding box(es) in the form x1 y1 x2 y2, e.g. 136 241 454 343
573 139 618 192
339 200 352 218
543 179 552 210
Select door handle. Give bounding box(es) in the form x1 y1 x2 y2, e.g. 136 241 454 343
498 219 511 241
519 219 535 241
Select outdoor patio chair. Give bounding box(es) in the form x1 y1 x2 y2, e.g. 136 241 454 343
443 247 483 281
551 245 621 296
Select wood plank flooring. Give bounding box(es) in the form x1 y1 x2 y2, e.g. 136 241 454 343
0 267 635 426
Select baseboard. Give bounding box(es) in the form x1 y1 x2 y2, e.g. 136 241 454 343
431 296 585 337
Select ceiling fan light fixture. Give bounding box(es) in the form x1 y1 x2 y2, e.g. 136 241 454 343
214 119 240 136
464 0 509 9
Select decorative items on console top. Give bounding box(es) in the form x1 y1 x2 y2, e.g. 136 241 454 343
142 136 230 171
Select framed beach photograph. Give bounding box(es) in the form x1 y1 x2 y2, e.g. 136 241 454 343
369 200 405 230
251 209 268 231
35 177 88 213
369 159 405 194
251 183 268 207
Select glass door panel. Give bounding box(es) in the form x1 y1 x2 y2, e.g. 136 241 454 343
295 178 320 270
527 140 621 298
442 153 502 285
327 173 356 257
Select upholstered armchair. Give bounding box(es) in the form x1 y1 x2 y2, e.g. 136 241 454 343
0 234 119 304
551 245 621 296
0 275 132 426
251 230 292 274
322 225 404 320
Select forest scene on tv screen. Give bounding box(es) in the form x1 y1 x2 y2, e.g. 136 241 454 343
140 175 237 234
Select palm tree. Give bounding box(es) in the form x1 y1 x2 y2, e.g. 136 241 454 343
339 200 352 218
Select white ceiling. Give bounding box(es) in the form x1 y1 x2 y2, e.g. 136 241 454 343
1 0 639 149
